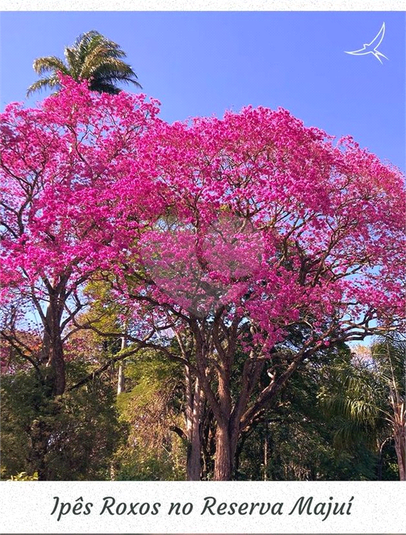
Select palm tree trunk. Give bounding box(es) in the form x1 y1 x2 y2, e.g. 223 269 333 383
117 325 128 395
394 420 405 481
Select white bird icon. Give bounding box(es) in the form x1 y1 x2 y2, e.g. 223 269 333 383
345 22 389 64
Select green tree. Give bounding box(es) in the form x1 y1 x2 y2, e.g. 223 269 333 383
113 351 187 481
318 335 405 481
27 30 141 96
1 361 126 480
236 342 380 481
371 334 405 480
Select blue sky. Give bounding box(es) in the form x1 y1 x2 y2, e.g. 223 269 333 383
0 11 405 171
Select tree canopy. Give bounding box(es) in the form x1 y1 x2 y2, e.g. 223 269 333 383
27 30 141 96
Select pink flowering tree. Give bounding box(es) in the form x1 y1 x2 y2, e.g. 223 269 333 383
1 79 404 480
0 76 160 396
106 108 405 480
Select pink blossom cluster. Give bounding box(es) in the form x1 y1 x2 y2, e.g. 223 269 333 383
1 77 405 351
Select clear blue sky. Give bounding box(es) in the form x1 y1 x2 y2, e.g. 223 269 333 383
0 11 405 171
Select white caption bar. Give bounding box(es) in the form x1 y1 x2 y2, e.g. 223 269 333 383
0 481 405 534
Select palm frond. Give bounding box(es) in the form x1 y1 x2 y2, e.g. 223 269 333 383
32 56 68 76
81 49 134 77
97 73 142 88
74 31 102 56
26 76 61 97
75 31 125 65
64 47 80 78
89 60 142 88
332 418 376 449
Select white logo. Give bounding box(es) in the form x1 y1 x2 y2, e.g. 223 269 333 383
345 22 388 64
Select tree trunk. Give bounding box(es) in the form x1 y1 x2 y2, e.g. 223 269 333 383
29 418 51 480
213 424 234 480
185 370 203 480
117 326 128 395
233 432 248 480
394 424 406 481
117 362 125 395
42 294 66 396
187 422 201 480
264 434 269 481
48 335 65 396
201 409 216 479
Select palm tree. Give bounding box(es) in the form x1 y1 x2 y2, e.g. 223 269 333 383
371 334 405 481
27 30 141 96
319 335 405 480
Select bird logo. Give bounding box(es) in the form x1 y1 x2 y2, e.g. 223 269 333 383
345 22 388 64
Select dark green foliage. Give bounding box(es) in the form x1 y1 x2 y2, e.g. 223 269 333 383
2 331 401 480
1 362 126 480
235 344 386 481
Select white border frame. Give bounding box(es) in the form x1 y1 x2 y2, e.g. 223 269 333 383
1 0 406 10
0 2 405 534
